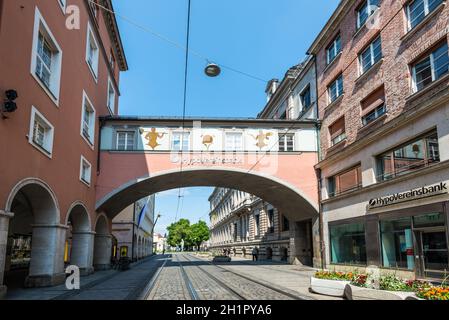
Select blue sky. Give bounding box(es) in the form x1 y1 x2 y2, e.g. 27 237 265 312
112 0 340 234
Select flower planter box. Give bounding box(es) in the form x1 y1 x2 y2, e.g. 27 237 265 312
344 284 418 300
309 277 350 297
212 256 231 263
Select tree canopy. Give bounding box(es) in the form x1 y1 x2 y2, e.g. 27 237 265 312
166 219 210 250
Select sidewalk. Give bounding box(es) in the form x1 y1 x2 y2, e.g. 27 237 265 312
6 255 163 300
197 254 343 300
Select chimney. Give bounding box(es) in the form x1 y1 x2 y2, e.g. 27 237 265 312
265 79 279 102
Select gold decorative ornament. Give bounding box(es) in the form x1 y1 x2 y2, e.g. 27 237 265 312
250 130 273 149
141 128 166 150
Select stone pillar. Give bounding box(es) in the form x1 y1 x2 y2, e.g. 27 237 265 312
0 211 13 299
71 231 95 276
311 216 322 268
289 221 313 266
25 224 67 288
94 234 112 270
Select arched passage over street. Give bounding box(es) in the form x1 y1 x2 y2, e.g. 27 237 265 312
97 167 318 222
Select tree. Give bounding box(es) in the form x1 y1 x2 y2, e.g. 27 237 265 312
189 220 210 251
167 219 192 248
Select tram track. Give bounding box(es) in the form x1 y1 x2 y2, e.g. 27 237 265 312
183 254 307 300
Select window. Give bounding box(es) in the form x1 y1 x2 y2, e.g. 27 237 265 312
357 0 380 29
80 156 92 186
107 78 116 114
172 132 190 151
380 217 414 270
267 209 274 234
86 22 99 80
361 86 386 125
359 36 382 74
300 85 312 110
81 92 96 146
29 106 54 157
406 0 443 31
31 7 63 104
225 132 243 151
254 214 260 237
412 42 449 92
328 165 362 197
278 133 294 152
329 117 346 146
377 130 440 181
89 0 99 19
58 0 67 11
282 215 290 232
328 74 343 103
327 34 342 65
116 131 135 151
330 223 367 265
109 49 116 73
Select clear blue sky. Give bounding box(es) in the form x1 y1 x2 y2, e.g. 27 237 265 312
112 0 340 234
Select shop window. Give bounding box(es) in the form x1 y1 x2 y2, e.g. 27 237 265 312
329 116 346 146
361 85 386 126
380 217 414 270
413 212 445 228
328 165 362 197
330 222 367 265
377 130 440 181
412 41 449 93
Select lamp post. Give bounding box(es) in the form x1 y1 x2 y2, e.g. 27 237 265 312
151 213 161 254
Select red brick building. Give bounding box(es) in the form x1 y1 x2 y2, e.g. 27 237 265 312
310 0 449 279
0 0 127 296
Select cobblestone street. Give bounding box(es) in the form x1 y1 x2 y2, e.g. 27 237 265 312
5 253 342 300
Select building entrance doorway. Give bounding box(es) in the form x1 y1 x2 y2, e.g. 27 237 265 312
415 228 448 280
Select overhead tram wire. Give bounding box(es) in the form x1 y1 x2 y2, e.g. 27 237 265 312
88 0 268 83
90 0 307 215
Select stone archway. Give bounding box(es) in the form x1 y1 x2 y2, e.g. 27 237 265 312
93 214 111 270
4 178 65 288
66 202 94 275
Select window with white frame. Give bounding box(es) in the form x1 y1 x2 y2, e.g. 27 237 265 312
225 132 243 151
278 133 294 152
86 23 99 80
412 42 449 92
31 8 62 103
58 0 67 11
80 156 92 186
356 0 379 29
107 78 116 114
29 106 54 156
328 74 344 103
326 34 341 65
359 36 382 74
116 131 135 151
172 132 190 151
406 0 443 31
109 49 116 73
81 92 96 145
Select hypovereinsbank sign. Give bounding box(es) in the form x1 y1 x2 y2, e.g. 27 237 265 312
368 182 448 209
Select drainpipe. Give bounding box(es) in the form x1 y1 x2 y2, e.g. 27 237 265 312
132 202 136 261
97 118 106 175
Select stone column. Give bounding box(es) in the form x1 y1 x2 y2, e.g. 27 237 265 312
25 224 67 288
0 211 13 299
289 221 312 266
94 234 112 270
71 231 95 275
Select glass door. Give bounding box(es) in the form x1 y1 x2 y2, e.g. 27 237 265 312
416 229 449 279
